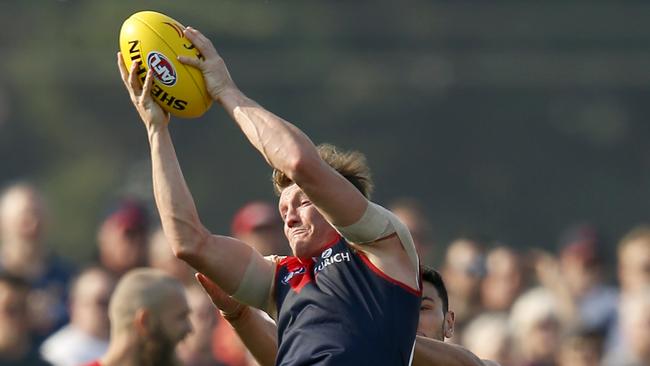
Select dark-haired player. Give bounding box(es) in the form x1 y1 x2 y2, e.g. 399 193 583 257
414 267 500 366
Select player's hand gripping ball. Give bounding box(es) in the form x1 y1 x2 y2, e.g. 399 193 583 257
119 11 212 118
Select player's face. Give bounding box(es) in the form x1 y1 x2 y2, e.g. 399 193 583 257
279 184 338 258
417 282 453 341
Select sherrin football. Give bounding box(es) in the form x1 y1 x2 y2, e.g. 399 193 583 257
119 11 212 118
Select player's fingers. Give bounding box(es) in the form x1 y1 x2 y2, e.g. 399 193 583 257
196 273 217 294
177 55 201 68
184 27 218 57
117 52 130 88
141 69 154 98
128 61 143 94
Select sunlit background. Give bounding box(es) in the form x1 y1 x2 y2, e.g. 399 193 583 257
1 1 649 265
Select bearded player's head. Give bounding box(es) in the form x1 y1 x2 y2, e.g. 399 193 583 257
273 144 373 259
417 266 455 341
107 268 191 366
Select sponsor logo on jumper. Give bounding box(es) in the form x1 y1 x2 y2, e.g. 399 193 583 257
315 251 351 273
282 267 306 284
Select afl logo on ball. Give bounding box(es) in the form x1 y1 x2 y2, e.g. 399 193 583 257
147 51 177 86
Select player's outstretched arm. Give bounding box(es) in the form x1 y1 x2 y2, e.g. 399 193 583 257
413 336 498 366
196 273 278 366
178 27 368 227
117 53 273 300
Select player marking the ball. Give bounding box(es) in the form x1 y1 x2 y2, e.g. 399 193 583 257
118 21 421 366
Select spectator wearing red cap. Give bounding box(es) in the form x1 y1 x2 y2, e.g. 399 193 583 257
209 201 288 366
230 201 288 257
96 199 150 277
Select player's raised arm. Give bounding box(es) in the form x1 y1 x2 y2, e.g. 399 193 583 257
178 27 368 227
117 53 274 309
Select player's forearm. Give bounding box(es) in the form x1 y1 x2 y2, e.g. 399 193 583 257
217 88 321 183
228 307 278 366
413 336 485 366
147 125 211 257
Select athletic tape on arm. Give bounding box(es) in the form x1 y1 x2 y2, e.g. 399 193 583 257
231 253 276 311
334 202 419 275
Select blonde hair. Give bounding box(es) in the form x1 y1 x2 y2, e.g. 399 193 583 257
462 312 511 359
618 225 650 255
272 144 374 198
509 287 559 341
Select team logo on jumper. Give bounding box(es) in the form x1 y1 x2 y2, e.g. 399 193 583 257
147 51 177 86
282 267 306 284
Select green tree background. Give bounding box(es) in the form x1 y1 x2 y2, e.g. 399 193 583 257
1 1 649 265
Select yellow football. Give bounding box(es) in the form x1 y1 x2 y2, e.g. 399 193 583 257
119 11 212 118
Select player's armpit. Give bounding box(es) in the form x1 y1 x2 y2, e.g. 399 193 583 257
335 202 419 273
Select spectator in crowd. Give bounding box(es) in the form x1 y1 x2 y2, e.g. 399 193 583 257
535 226 617 338
40 267 115 366
84 268 191 366
0 182 74 343
148 227 194 285
462 313 513 366
556 327 603 366
603 225 650 358
230 201 288 257
617 226 650 295
509 287 561 366
96 199 149 277
441 237 485 337
0 273 51 366
389 198 436 262
557 225 617 331
603 287 650 366
480 246 524 312
177 285 226 366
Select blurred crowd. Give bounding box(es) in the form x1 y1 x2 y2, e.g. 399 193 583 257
0 181 648 366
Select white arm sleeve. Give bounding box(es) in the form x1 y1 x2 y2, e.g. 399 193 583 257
231 254 276 312
334 201 419 274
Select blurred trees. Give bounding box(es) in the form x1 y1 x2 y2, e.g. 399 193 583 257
0 1 649 264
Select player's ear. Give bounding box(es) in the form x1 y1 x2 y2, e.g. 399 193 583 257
443 310 455 339
134 308 151 336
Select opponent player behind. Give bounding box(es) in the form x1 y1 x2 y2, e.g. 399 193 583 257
414 267 501 366
196 267 500 366
117 25 421 365
84 268 191 366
